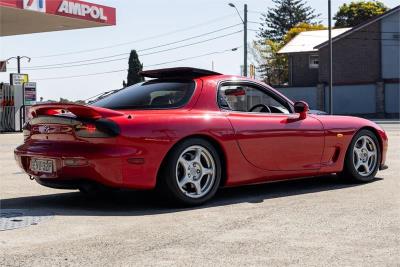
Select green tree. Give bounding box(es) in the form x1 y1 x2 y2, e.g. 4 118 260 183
257 40 288 85
334 1 388 27
259 0 320 42
283 22 326 43
127 50 144 87
254 23 325 85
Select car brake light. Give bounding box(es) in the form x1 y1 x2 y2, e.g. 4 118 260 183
23 122 31 141
75 119 120 138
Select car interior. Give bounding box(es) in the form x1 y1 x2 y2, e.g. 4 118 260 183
218 84 291 114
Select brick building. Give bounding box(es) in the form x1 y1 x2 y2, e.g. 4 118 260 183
277 5 399 118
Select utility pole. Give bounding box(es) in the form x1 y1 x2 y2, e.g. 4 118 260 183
243 4 248 77
229 3 248 76
7 56 31 73
328 0 333 114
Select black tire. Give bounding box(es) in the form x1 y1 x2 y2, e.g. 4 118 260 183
157 138 222 206
339 129 381 183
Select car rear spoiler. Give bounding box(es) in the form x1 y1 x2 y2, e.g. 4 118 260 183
29 103 123 119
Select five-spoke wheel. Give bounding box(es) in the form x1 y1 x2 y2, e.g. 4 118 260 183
158 138 221 206
352 135 378 177
176 145 216 198
340 129 381 182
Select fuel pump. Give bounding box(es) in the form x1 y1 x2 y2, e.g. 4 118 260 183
0 82 35 132
0 83 15 132
1 74 34 132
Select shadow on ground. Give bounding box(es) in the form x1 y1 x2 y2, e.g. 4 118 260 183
0 175 382 217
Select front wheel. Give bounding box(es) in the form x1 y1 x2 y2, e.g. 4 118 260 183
158 138 221 206
339 129 381 183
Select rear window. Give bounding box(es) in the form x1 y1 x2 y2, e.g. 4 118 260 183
92 79 196 109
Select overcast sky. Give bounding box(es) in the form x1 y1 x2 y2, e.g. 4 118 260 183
1 0 398 101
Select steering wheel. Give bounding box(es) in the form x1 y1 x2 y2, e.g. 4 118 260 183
248 104 271 113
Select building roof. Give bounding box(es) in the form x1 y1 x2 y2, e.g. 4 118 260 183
315 5 400 49
278 28 351 54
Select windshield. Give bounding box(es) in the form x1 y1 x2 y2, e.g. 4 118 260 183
92 79 196 110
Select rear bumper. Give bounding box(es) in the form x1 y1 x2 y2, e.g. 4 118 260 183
14 141 157 190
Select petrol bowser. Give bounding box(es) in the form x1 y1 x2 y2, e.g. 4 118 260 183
0 83 16 132
0 76 36 132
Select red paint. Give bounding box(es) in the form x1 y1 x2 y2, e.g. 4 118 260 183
46 0 116 25
14 75 389 190
0 0 116 25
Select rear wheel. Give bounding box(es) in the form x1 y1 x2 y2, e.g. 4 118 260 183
340 129 380 182
158 138 221 206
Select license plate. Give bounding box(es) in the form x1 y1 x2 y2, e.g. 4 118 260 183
30 158 55 173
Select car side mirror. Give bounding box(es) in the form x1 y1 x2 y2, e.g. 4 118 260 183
294 101 309 119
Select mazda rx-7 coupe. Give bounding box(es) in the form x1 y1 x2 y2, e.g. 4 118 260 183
15 67 388 205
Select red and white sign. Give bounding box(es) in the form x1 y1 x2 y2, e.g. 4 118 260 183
46 0 116 25
57 0 107 21
0 0 116 25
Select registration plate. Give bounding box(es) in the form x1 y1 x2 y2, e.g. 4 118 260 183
30 158 55 174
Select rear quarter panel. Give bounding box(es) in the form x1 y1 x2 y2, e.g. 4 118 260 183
112 110 247 188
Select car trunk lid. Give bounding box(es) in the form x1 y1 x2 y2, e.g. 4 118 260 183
25 103 123 141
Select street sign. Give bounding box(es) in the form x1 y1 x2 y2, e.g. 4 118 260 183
10 73 29 86
0 61 6 72
23 82 37 105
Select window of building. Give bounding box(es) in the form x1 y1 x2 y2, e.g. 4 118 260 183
309 55 319 69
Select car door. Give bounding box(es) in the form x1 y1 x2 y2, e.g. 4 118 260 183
218 82 324 171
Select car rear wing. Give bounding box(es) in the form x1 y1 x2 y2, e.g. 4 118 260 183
29 103 123 119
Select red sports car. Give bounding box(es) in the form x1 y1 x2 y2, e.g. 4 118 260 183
15 67 388 205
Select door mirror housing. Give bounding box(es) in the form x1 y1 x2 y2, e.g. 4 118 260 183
294 101 309 119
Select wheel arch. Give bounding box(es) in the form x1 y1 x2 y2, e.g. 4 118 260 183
156 134 228 187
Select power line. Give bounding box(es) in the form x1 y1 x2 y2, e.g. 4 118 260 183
33 69 127 81
19 26 242 70
248 10 263 14
21 31 243 71
137 24 241 53
145 47 241 67
31 13 240 59
31 47 240 81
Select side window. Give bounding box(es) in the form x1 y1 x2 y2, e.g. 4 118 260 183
309 55 319 69
218 84 291 114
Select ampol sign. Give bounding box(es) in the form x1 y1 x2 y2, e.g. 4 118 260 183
57 0 108 21
46 0 116 24
17 0 116 25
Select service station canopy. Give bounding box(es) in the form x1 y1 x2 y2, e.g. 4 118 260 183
0 0 116 36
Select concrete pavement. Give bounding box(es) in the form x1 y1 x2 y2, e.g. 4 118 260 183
0 124 399 266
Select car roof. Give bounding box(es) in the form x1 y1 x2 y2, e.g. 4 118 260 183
139 67 293 106
139 67 221 79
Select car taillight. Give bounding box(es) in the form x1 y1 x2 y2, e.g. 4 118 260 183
23 122 31 141
75 119 120 138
